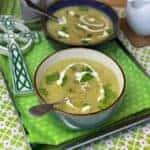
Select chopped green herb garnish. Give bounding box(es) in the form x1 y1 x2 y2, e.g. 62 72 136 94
70 65 77 71
98 85 116 109
39 88 48 96
75 14 80 18
82 103 89 107
61 26 68 33
78 6 89 11
46 72 59 84
81 40 89 44
68 88 74 93
66 10 69 15
82 67 92 72
86 34 92 38
106 28 113 35
104 85 116 100
61 75 68 86
80 73 93 82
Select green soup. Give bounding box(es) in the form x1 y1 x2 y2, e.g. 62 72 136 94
47 6 113 45
39 58 119 114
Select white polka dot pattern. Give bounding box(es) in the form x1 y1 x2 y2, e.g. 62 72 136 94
0 73 31 150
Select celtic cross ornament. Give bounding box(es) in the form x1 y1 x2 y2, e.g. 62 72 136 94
0 16 39 95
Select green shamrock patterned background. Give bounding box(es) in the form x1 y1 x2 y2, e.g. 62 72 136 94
0 1 150 150
0 72 31 150
80 122 150 150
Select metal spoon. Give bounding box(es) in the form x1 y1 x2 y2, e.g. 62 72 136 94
29 97 70 116
24 0 66 24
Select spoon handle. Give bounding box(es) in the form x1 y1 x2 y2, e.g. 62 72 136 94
8 40 33 95
24 0 58 22
29 98 70 116
29 104 54 116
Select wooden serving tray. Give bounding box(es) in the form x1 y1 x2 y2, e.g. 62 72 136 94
100 0 126 7
1 35 150 149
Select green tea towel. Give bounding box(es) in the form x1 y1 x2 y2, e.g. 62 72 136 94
0 32 150 145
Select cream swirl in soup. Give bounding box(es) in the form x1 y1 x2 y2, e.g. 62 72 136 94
39 58 119 114
47 6 114 45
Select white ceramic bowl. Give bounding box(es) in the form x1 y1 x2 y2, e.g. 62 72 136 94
34 48 126 129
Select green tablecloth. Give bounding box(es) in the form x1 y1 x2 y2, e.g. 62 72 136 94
0 72 31 150
0 1 30 149
0 1 150 150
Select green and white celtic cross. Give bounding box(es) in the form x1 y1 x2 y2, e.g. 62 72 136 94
0 16 39 95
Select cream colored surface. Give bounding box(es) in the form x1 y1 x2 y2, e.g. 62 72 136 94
47 6 113 45
39 58 119 114
35 48 125 115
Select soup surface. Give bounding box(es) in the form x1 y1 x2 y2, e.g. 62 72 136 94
38 58 120 114
47 6 113 45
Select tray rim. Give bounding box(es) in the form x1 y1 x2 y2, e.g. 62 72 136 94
30 109 150 150
1 38 150 150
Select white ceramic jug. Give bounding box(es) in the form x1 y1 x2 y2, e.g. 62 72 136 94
126 0 150 36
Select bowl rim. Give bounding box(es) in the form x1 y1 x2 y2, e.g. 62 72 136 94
42 0 119 46
34 48 126 116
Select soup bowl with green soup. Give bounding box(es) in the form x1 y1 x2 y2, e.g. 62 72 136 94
34 48 125 129
44 0 118 46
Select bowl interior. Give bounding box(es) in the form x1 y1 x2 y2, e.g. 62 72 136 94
35 48 125 108
47 0 118 24
44 0 118 46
